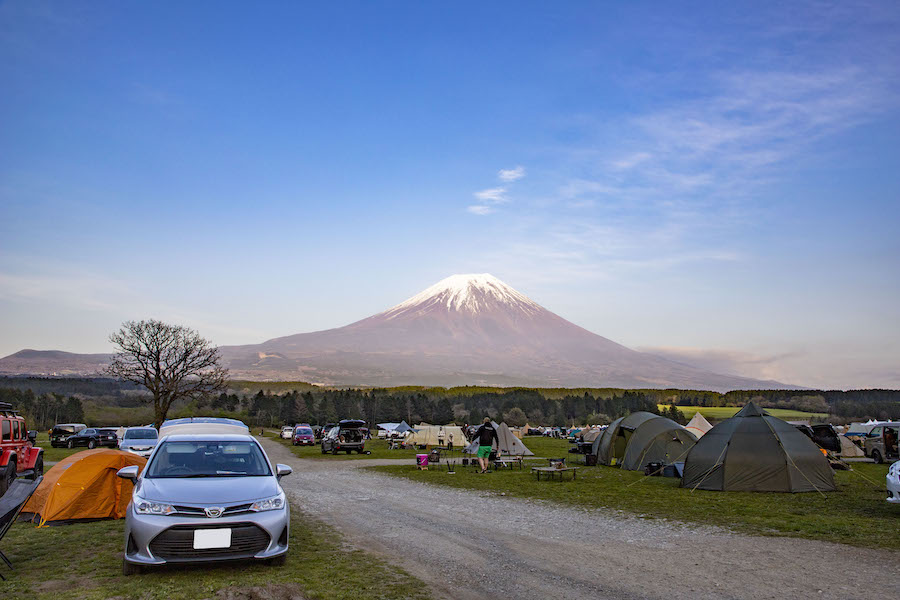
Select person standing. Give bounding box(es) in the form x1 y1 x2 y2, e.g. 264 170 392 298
473 417 499 473
438 426 445 448
448 430 454 451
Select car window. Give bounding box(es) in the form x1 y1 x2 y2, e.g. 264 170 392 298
1 420 9 440
12 421 20 439
84 429 95 435
870 427 882 437
145 440 271 478
296 428 313 435
125 429 157 440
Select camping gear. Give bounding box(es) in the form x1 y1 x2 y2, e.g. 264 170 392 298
428 449 441 463
416 454 428 470
685 413 713 438
592 412 659 466
681 403 836 493
22 449 147 525
644 462 663 476
621 417 698 471
0 476 42 580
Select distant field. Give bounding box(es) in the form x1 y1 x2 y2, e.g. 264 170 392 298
660 405 828 421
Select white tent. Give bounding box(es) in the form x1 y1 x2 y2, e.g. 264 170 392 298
839 435 865 458
464 422 534 456
684 412 713 438
407 425 467 447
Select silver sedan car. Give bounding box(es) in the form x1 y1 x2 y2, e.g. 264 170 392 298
117 433 292 574
118 427 159 458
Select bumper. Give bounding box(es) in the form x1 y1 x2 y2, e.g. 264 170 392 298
124 503 290 566
121 447 155 458
293 439 314 445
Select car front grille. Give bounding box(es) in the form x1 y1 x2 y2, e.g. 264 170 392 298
171 503 254 517
149 523 270 561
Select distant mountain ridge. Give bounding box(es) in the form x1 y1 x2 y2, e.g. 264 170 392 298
0 274 797 391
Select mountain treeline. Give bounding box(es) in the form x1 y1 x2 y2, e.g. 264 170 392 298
1 377 898 428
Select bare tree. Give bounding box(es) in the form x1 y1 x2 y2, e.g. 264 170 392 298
106 320 228 426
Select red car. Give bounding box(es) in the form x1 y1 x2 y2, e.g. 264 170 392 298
0 401 44 496
293 425 315 446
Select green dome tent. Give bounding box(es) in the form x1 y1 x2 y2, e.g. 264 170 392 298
592 411 658 466
621 417 698 471
681 403 836 493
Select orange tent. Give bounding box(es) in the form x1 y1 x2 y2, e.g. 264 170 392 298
23 449 146 525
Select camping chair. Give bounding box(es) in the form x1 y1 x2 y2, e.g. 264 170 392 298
0 476 43 580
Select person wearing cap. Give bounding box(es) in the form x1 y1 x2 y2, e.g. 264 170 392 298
472 417 499 473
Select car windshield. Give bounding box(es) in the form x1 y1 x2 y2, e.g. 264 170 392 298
125 429 158 440
295 428 313 435
145 440 271 478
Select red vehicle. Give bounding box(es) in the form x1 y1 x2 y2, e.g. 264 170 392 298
0 401 44 496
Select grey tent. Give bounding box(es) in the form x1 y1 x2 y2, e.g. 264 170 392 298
592 411 659 466
464 422 533 456
681 403 836 493
621 417 698 471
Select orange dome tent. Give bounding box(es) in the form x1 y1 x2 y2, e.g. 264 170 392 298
23 449 146 526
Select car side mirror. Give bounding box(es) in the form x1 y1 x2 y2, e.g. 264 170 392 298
276 464 292 479
117 465 139 480
28 430 37 443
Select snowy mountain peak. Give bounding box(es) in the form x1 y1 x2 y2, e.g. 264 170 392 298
382 273 542 317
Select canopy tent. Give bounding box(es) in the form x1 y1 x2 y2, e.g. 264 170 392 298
839 435 865 458
685 413 713 438
581 428 603 443
407 425 467 447
464 422 534 456
592 411 659 466
681 403 836 493
621 417 697 471
22 449 146 525
377 421 414 435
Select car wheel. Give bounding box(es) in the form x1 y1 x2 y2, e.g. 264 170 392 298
88 440 96 449
31 455 43 479
268 554 287 567
67 439 74 449
122 559 143 576
346 450 352 454
320 447 326 454
872 450 883 464
0 463 13 496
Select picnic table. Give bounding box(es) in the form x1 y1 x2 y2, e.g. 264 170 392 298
531 466 579 481
494 455 524 470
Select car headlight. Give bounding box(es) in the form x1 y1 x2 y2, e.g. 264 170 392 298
250 492 286 512
133 494 176 515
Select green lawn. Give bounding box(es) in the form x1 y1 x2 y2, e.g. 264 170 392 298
659 405 828 420
1 507 430 600
372 461 898 552
34 432 83 463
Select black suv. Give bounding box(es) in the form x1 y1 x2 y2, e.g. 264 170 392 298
321 420 368 455
50 423 87 447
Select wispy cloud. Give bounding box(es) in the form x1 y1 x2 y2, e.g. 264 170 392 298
466 205 495 216
498 166 526 182
473 187 507 203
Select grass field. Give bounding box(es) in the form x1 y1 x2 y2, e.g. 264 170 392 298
372 437 897 552
1 506 430 600
34 432 83 463
660 405 828 421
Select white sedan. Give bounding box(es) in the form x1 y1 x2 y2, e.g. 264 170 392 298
280 426 294 439
888 460 900 504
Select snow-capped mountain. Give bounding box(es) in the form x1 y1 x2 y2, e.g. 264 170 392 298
217 274 791 390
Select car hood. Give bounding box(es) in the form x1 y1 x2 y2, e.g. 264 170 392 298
121 440 158 449
137 476 280 504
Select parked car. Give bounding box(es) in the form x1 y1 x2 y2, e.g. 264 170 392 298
292 425 315 446
119 427 159 458
318 423 336 442
887 460 900 505
0 401 44 495
117 420 292 575
66 427 118 449
793 424 841 453
50 423 87 447
321 420 367 455
279 426 293 440
864 423 899 464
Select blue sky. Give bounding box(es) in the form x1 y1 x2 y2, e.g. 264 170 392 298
1 1 898 389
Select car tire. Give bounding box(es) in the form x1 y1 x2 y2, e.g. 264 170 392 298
67 439 74 449
346 450 352 454
122 559 142 576
88 440 96 449
268 554 287 567
320 447 326 454
31 455 43 479
872 450 883 464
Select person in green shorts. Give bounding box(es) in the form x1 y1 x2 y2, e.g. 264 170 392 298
472 417 499 473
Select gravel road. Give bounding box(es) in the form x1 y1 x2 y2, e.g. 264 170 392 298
262 439 899 600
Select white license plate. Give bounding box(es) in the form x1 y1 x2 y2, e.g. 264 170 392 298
193 528 232 550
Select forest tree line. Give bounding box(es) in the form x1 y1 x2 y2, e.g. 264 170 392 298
1 376 898 428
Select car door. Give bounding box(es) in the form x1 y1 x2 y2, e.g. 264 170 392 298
80 429 96 447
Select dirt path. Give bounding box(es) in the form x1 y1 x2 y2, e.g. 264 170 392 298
262 438 900 600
